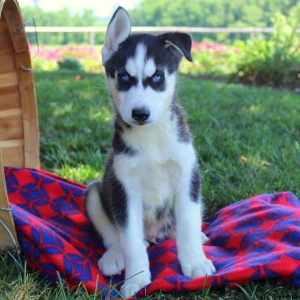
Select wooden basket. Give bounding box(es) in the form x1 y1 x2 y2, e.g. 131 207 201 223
0 0 39 251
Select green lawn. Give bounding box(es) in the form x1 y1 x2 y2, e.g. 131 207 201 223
1 71 300 299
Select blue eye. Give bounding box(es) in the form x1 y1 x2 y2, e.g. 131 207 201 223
152 72 164 83
119 72 130 82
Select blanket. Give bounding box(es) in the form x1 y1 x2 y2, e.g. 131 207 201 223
4 167 300 297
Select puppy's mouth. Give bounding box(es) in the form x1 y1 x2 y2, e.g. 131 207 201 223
132 120 152 126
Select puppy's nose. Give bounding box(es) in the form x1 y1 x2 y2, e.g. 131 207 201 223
132 107 150 122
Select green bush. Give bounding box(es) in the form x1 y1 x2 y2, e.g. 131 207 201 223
231 14 300 88
180 41 239 77
58 58 82 71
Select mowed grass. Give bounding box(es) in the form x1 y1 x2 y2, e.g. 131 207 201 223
1 70 300 299
37 71 300 214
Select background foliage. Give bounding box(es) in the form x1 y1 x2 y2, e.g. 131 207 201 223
232 16 300 88
22 0 300 44
130 0 300 27
129 0 300 41
22 7 104 45
22 0 300 89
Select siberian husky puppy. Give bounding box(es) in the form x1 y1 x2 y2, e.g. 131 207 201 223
85 7 215 297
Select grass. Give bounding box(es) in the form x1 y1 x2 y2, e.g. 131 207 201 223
37 71 300 214
1 70 300 299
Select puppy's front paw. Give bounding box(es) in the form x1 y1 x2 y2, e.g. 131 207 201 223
121 270 151 298
98 249 124 276
181 257 215 279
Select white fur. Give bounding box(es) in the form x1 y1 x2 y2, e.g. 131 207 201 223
125 49 156 79
125 44 146 78
101 8 131 64
109 43 177 126
144 58 156 78
88 8 216 298
85 184 125 275
112 111 215 297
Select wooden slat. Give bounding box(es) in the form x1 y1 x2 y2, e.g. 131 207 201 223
0 19 7 32
3 2 28 53
0 108 21 118
0 48 12 56
0 27 13 52
0 72 18 88
1 145 24 167
0 86 21 110
0 50 16 73
0 0 22 252
0 139 23 148
15 51 40 168
0 115 23 140
0 149 19 250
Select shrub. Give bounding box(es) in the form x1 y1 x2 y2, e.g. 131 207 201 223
30 44 103 73
58 58 82 71
180 41 240 77
230 14 300 89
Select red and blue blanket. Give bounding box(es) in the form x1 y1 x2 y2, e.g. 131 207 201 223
5 167 300 297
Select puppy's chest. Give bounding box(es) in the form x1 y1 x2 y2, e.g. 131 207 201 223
139 146 178 231
120 125 187 241
140 150 178 203
129 131 181 207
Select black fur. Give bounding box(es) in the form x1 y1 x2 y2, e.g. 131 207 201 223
87 24 194 232
155 202 169 220
104 33 190 82
112 120 136 155
143 74 166 91
190 164 201 202
171 103 191 143
117 72 137 91
85 158 128 228
115 112 131 129
159 32 193 62
101 156 128 227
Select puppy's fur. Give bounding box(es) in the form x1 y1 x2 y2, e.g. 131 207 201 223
85 7 215 297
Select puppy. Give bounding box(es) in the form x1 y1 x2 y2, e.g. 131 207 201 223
85 7 215 298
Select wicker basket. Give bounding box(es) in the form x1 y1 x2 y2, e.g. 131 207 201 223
0 0 39 251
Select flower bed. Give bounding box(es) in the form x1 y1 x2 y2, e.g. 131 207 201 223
181 41 240 77
29 42 240 75
29 44 103 72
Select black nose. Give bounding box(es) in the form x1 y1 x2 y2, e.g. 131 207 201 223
132 107 150 123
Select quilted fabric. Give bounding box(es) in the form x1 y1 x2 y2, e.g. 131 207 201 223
4 167 300 297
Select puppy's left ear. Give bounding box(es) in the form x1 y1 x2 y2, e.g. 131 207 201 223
160 32 193 62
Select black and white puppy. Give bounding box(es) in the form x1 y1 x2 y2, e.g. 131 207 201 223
85 7 215 298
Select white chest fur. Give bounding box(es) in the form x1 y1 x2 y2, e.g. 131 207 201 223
122 115 181 204
113 114 196 240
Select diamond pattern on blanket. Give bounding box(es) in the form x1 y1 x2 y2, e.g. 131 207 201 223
4 167 300 297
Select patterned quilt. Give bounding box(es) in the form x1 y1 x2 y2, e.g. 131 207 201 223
5 167 300 297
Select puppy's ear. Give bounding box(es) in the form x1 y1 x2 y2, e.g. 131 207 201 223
102 7 131 63
160 32 193 62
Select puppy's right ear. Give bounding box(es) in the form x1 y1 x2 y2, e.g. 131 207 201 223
102 7 131 64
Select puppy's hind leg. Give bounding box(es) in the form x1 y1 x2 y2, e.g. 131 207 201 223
85 181 124 276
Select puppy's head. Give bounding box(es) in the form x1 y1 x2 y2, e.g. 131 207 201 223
102 7 192 126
